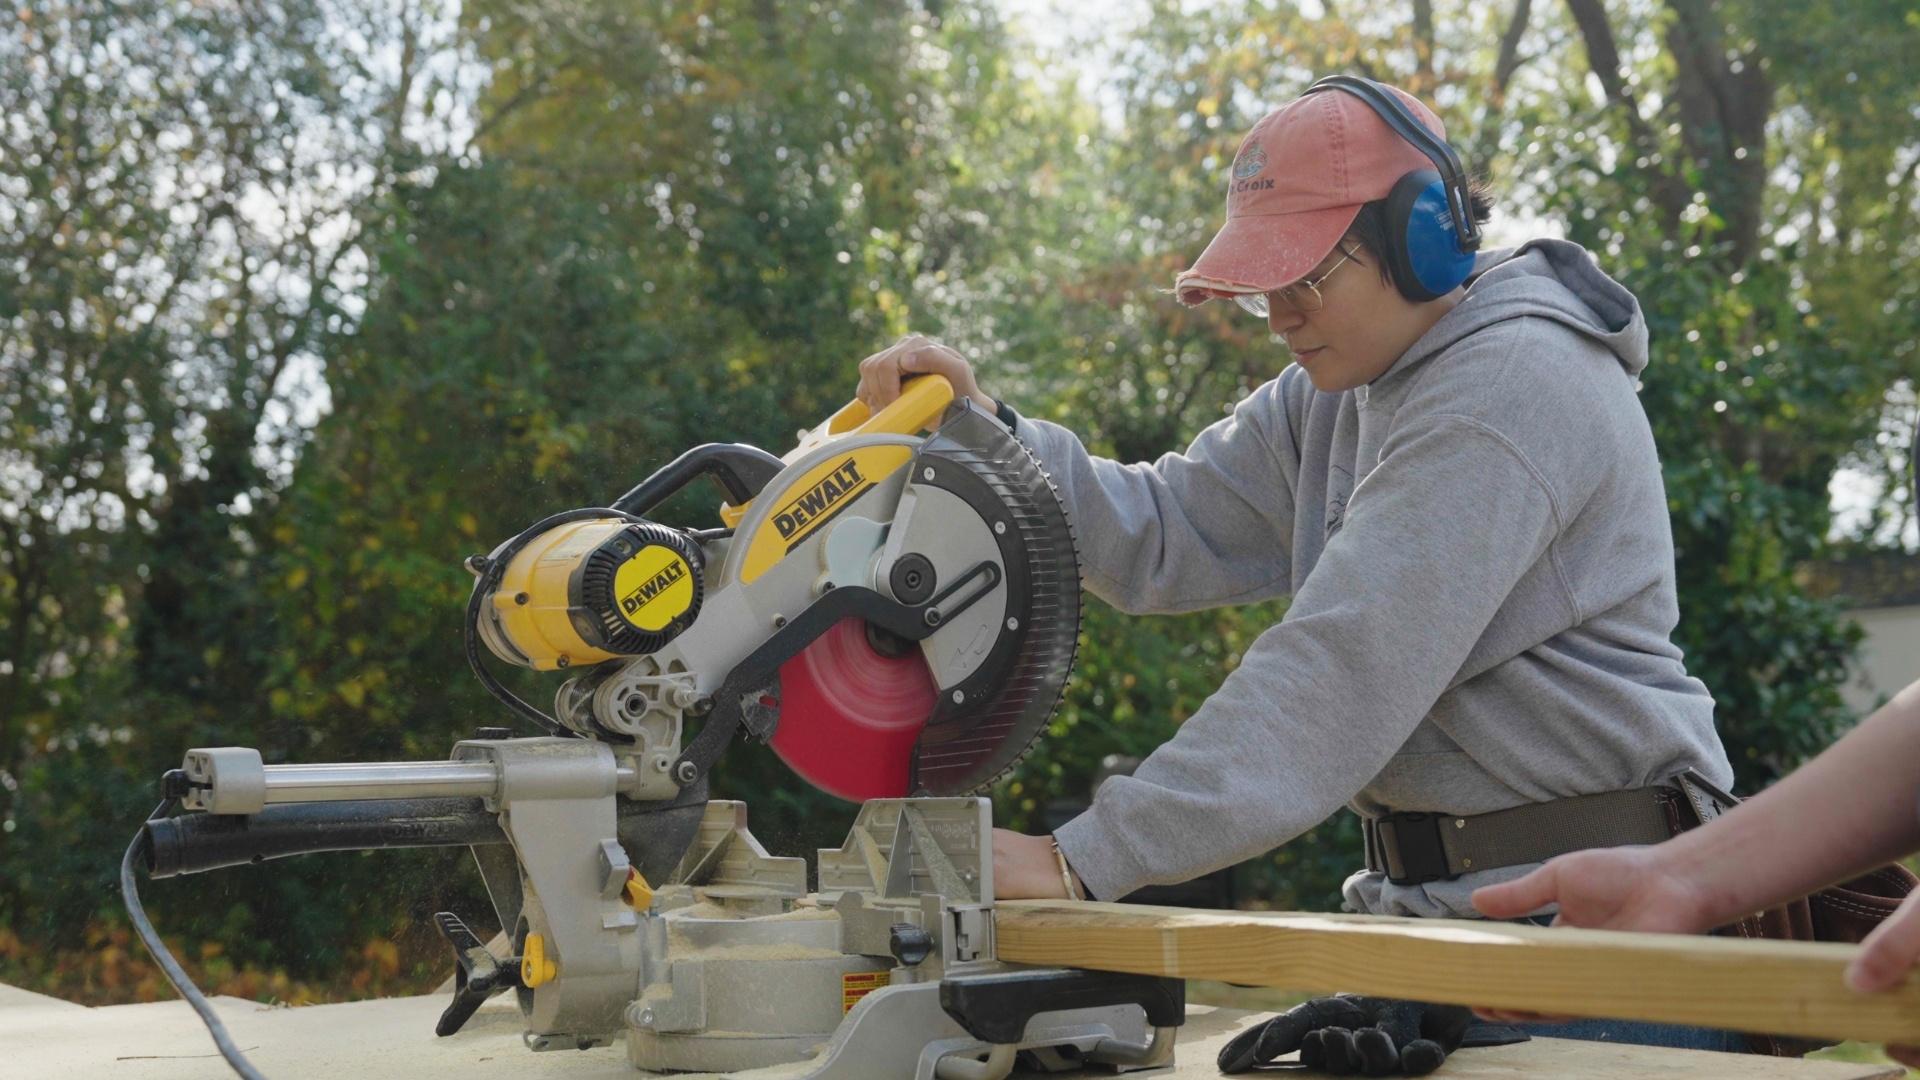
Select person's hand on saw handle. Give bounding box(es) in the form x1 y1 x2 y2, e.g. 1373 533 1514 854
856 334 997 416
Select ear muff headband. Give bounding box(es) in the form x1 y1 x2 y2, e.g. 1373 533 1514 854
1307 76 1479 296
1305 75 1481 252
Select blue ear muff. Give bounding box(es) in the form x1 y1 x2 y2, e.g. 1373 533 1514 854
1382 169 1476 302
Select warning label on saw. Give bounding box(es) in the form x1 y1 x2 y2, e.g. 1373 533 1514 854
841 970 890 1013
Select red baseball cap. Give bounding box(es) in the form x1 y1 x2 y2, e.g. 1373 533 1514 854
1174 82 1448 306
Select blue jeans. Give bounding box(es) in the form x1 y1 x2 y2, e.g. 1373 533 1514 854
1516 1016 1754 1054
1509 916 1754 1054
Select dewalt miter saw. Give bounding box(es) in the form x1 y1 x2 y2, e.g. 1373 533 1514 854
461 374 1080 802
126 377 1186 1079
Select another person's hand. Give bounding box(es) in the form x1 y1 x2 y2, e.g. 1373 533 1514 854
1472 847 1920 1063
991 828 1083 900
1848 888 1920 1066
1468 846 1713 1023
855 334 996 415
1470 844 1714 934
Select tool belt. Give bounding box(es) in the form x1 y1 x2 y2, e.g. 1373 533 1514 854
1362 785 1678 886
1364 770 1919 1058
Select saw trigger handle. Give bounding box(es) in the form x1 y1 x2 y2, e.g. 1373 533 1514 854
433 911 524 1037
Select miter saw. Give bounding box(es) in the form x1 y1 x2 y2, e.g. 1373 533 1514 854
126 376 1186 1079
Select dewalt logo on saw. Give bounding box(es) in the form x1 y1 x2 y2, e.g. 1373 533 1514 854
612 546 695 632
741 444 913 584
774 460 865 543
621 560 685 616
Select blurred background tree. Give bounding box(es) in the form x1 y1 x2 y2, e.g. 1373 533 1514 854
2 0 1914 1001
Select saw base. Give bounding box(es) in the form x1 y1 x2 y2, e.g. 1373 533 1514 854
620 798 1178 1079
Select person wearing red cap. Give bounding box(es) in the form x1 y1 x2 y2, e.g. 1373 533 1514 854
855 78 1741 1051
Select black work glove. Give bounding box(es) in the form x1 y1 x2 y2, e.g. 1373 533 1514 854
1217 993 1529 1075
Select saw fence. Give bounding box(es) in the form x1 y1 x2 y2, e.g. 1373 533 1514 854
995 899 1920 1048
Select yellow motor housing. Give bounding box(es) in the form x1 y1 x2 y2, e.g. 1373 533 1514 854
480 518 702 671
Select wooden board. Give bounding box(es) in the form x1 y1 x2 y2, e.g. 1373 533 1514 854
995 900 1920 1048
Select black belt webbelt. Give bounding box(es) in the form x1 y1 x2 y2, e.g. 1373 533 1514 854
1362 783 1688 886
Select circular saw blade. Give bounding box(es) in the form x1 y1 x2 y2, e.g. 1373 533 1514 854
771 617 938 801
902 405 1082 797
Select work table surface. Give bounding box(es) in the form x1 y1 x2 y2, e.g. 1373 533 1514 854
2 981 1901 1079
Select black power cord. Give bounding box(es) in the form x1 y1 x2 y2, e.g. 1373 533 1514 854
121 801 268 1080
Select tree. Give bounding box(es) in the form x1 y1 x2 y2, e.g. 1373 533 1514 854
0 0 462 981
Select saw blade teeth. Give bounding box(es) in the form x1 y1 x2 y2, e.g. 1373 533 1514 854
905 407 1084 798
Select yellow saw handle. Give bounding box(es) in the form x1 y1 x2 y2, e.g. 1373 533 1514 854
719 375 955 527
821 373 956 438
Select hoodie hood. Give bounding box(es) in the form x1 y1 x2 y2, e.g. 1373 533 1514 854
1385 238 1650 382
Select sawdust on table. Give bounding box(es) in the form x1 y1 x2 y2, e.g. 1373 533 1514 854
664 933 844 961
667 901 837 923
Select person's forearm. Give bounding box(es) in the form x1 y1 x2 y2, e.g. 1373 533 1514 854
1654 680 1920 925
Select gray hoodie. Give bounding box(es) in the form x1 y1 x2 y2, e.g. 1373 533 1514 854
1027 239 1734 917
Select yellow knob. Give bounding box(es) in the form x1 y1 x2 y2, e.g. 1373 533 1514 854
521 933 557 988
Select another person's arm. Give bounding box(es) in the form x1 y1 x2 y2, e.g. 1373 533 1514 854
1473 680 1920 1031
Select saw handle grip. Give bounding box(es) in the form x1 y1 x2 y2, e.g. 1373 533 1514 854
717 375 956 528
825 372 956 438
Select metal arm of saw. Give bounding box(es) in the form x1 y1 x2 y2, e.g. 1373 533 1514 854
147 739 714 1048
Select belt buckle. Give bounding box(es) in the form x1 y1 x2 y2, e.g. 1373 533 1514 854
1379 811 1452 886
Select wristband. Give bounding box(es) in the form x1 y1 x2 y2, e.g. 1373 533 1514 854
1050 835 1086 901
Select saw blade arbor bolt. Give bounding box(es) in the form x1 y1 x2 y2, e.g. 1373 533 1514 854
891 553 937 604
952 690 966 704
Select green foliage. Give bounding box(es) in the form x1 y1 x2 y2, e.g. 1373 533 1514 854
3 0 1916 1006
